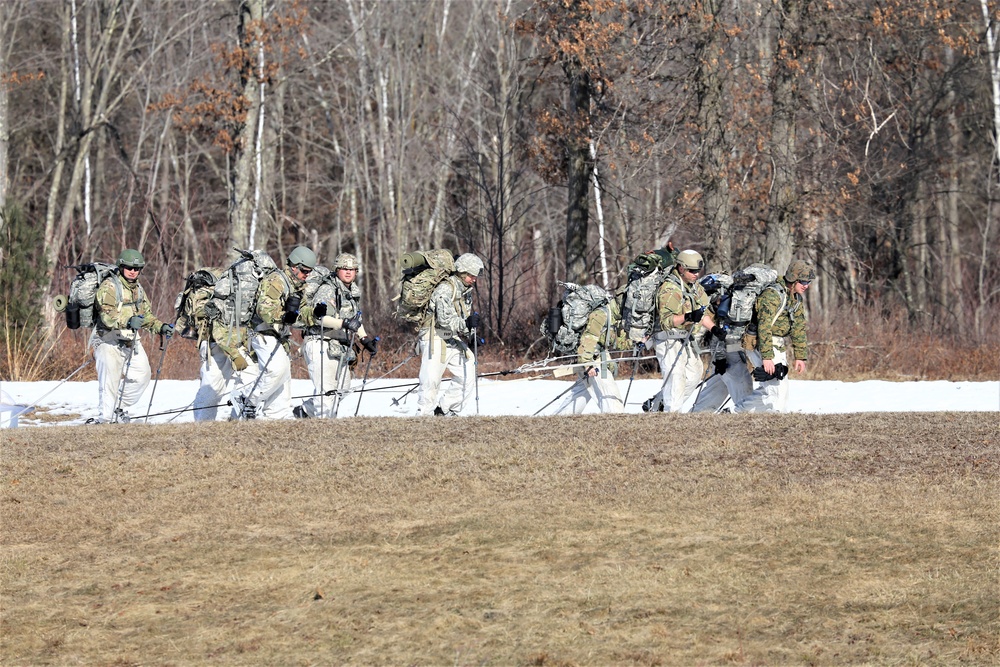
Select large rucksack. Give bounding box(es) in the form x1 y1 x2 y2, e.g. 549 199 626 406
173 267 224 339
207 249 280 328
619 247 677 342
395 249 455 325
302 265 332 307
719 263 782 328
63 262 120 330
541 282 612 354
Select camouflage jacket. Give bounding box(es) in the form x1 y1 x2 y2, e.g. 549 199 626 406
299 275 362 341
754 279 807 360
95 275 164 337
208 320 250 363
424 275 473 340
656 269 709 335
254 268 302 335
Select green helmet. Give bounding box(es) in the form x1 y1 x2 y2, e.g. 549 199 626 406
287 245 317 269
117 249 145 269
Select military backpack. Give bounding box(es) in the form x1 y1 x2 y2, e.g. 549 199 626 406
541 282 613 355
173 267 224 339
61 262 121 330
204 249 281 329
395 249 455 325
620 247 677 342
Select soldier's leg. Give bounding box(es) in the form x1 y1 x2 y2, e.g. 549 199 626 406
119 341 151 414
592 373 624 413
690 373 729 413
93 339 125 422
722 351 754 412
438 343 475 415
248 334 292 419
737 347 786 413
654 338 687 412
300 337 343 418
194 341 228 421
416 335 446 416
553 376 591 414
677 350 705 409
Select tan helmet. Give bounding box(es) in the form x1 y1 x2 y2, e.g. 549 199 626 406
454 253 484 277
785 259 816 283
334 253 360 271
676 249 704 272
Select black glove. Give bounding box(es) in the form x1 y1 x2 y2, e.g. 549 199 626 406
684 306 706 323
127 315 145 331
160 323 174 339
466 312 481 330
313 302 327 318
344 313 362 333
752 363 789 382
282 294 302 324
362 336 378 356
711 325 727 341
714 358 728 375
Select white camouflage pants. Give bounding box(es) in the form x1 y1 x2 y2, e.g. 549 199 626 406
735 339 789 413
690 350 753 413
236 333 292 420
416 333 475 416
554 371 624 415
653 336 704 412
300 336 351 418
193 341 258 421
92 332 150 422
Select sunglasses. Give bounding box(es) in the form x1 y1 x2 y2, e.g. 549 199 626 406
296 265 313 276
797 280 811 287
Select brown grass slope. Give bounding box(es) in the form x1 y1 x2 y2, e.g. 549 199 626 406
2 414 998 666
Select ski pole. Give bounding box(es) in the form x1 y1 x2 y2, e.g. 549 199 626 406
113 336 138 423
330 322 358 418
9 358 93 421
143 332 170 423
472 326 479 415
354 336 379 416
533 381 578 416
236 334 282 420
622 342 643 407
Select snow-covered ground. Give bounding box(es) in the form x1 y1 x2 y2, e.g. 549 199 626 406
2 373 997 427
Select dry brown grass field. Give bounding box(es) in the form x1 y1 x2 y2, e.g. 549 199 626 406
2 413 998 666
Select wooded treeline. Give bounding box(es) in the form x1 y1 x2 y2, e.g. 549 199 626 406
1 0 998 348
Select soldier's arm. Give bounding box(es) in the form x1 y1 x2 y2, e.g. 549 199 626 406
429 281 466 338
790 302 808 363
656 283 685 329
754 290 781 360
139 288 165 333
96 279 125 329
576 308 608 365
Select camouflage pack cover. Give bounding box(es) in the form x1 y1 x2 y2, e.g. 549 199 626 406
727 263 780 327
174 267 224 339
546 282 612 354
66 262 119 329
209 249 279 328
620 249 676 342
396 249 455 325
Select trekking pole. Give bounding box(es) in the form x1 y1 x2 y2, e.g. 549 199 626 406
622 342 643 407
533 380 579 416
330 322 358 418
112 336 138 423
143 333 170 423
9 358 93 421
472 326 479 415
319 322 325 419
353 337 379 417
390 383 420 407
236 334 283 420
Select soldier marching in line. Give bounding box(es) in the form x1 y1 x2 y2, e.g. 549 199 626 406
295 252 378 418
90 249 173 423
415 253 483 416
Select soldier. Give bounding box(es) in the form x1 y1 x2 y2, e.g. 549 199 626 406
416 253 483 416
191 297 258 422
554 295 628 414
235 245 314 420
645 249 716 412
295 252 377 418
736 258 814 412
90 249 172 423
